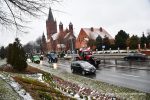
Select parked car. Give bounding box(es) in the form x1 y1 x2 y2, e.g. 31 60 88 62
31 55 40 64
64 54 72 60
70 61 96 75
124 53 148 61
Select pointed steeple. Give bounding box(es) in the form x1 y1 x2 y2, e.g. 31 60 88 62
69 22 73 33
42 32 46 42
59 21 63 32
48 7 54 21
42 32 45 38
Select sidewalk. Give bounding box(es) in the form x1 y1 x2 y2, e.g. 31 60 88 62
0 59 23 100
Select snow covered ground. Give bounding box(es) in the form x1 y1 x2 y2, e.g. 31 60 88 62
0 73 33 100
0 59 6 66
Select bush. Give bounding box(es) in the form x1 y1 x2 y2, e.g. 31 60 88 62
6 38 27 71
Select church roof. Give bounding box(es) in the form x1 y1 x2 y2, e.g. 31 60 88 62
82 27 113 40
51 31 76 41
64 32 70 39
51 32 59 40
64 32 75 39
48 8 54 21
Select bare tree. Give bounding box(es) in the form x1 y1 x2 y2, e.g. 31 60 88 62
0 0 61 33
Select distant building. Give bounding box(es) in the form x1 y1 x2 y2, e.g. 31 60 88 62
45 8 76 52
76 27 114 49
41 33 47 54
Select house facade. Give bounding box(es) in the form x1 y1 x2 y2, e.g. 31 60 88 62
45 8 76 53
76 27 114 49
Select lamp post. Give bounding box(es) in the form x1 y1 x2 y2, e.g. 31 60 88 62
69 36 74 60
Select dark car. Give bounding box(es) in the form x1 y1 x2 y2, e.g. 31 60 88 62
124 53 148 61
71 61 96 75
47 52 58 63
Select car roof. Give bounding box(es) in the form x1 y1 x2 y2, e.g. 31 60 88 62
129 53 146 56
71 61 90 64
33 55 39 57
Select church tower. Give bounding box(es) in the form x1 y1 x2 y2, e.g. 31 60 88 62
69 22 73 33
41 32 47 54
46 8 57 40
59 22 63 32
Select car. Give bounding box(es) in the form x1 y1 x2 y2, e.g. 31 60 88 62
47 52 58 63
70 61 96 75
64 54 72 60
31 55 40 64
124 53 148 61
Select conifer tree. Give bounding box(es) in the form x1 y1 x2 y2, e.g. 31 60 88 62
7 44 13 64
0 46 6 59
7 38 27 71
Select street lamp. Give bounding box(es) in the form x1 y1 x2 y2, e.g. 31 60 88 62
69 36 74 60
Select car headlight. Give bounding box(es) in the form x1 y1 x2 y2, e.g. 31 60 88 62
84 68 90 71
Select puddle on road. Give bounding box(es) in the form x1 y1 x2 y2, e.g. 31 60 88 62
53 63 58 69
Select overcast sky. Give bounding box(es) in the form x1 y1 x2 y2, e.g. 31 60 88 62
0 0 150 46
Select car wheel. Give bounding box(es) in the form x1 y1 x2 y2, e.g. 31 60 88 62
71 68 74 73
75 57 79 61
36 61 40 64
93 71 96 74
124 57 127 61
82 70 85 75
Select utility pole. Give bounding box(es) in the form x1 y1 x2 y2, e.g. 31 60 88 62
69 36 74 60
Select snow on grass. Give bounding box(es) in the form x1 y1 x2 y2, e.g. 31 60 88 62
42 67 147 99
0 73 33 100
27 63 149 99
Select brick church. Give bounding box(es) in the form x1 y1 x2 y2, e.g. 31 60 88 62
43 8 76 53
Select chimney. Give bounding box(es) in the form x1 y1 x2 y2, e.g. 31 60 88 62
99 27 103 32
91 27 94 31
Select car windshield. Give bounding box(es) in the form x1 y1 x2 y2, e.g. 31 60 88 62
84 51 91 55
33 55 39 58
80 61 93 68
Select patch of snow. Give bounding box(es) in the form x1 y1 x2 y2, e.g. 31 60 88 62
10 81 21 91
51 32 59 40
27 58 31 63
37 73 44 83
18 89 32 100
74 93 80 98
0 74 33 100
83 28 113 40
64 32 70 39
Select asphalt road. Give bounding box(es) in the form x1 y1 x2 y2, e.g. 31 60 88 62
54 59 150 93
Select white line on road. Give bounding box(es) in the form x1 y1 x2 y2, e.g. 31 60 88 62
121 74 140 78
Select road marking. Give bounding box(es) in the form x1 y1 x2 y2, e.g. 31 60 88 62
121 74 140 77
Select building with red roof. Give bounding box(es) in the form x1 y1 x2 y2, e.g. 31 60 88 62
45 8 76 52
76 27 114 49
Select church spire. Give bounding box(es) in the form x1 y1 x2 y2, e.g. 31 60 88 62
42 32 45 38
48 7 54 21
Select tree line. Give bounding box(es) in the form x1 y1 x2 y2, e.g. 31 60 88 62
91 30 150 51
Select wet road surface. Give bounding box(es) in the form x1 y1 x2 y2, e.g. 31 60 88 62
55 59 150 93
